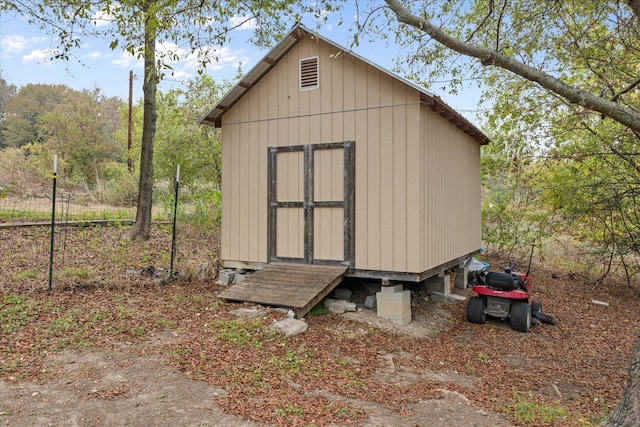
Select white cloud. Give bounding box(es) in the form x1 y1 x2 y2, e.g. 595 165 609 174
156 41 188 62
1 35 47 56
207 46 251 71
229 15 257 30
179 44 251 74
83 50 111 59
167 69 190 80
156 42 201 78
91 9 115 27
21 48 55 64
163 43 252 82
109 40 251 82
1 35 29 54
112 51 141 69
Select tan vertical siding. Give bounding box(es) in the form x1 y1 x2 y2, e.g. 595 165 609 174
378 105 393 272
228 115 241 261
314 148 344 201
367 157 382 268
314 148 344 260
299 115 309 145
277 56 289 118
365 63 382 269
331 54 344 112
220 125 232 261
406 103 423 271
259 120 272 261
392 79 408 273
275 151 304 259
314 208 344 260
277 208 304 258
343 57 355 111
237 105 250 263
353 108 368 269
247 121 259 262
420 106 482 270
266 71 278 120
353 56 369 269
219 33 481 272
277 151 304 201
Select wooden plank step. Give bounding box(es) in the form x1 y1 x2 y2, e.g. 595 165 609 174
218 263 348 319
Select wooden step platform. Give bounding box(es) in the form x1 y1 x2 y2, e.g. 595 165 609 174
218 262 348 319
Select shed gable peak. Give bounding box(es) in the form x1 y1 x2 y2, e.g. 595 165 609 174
199 23 489 145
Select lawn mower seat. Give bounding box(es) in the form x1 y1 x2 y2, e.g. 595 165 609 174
485 271 522 290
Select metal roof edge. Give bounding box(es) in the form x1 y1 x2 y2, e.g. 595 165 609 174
199 23 307 126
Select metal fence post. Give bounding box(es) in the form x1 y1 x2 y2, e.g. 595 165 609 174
169 165 180 279
48 155 58 292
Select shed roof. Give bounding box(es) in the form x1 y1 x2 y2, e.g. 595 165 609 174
199 23 489 145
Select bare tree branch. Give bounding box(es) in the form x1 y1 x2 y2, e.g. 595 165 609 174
495 0 507 51
612 77 640 102
465 0 493 43
384 0 640 134
610 144 640 174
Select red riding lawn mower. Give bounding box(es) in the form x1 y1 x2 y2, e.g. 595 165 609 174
467 252 557 333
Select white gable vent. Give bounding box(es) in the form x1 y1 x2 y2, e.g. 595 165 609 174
299 56 319 90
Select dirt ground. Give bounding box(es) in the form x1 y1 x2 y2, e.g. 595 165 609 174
0 300 511 427
2 226 639 426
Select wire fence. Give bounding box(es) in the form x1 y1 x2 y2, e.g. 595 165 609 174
0 182 212 225
0 192 139 225
0 167 221 292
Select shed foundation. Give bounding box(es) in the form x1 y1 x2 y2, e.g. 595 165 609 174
455 263 469 289
425 270 469 303
376 285 411 325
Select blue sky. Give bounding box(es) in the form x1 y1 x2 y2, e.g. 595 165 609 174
0 5 484 123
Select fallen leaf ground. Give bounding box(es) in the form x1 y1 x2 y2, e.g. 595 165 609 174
1 224 639 426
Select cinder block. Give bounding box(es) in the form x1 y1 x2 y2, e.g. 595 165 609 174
448 293 467 302
381 284 404 294
431 291 467 303
218 269 235 285
430 291 448 302
376 289 411 325
454 264 469 289
424 274 450 296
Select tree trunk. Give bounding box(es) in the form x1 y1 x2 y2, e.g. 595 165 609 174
121 7 157 242
600 325 640 427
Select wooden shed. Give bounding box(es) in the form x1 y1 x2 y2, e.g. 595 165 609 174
200 24 488 293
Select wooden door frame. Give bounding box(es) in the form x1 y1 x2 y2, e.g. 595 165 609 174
267 141 355 266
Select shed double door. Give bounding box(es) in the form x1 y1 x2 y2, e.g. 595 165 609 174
268 142 354 266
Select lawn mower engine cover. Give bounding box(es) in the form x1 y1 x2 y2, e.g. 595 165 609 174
485 271 523 290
